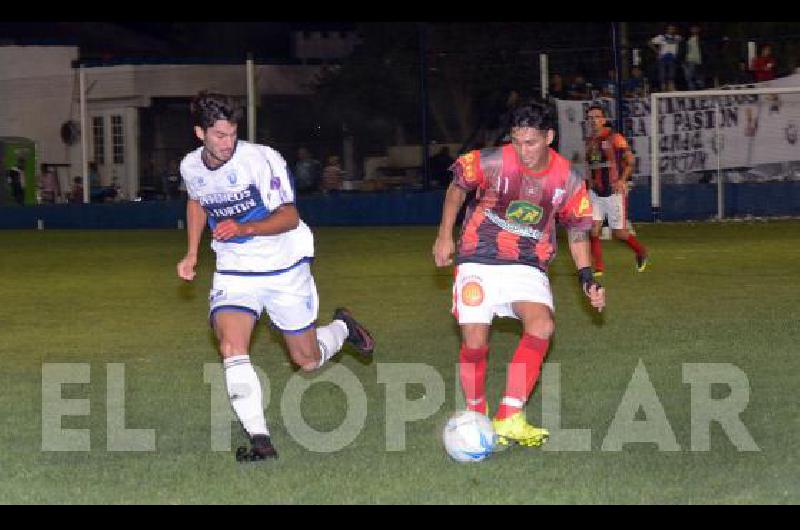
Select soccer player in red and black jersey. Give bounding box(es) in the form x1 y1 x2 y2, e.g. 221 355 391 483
585 105 648 275
432 100 605 448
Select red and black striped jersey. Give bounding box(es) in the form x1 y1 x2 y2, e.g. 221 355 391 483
451 144 592 272
586 127 632 197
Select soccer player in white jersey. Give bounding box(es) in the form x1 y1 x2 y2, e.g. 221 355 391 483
176 92 375 462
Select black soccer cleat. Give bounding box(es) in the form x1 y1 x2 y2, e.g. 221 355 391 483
333 307 375 357
235 434 278 462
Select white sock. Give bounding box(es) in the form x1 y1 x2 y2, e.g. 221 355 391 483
315 320 349 368
223 354 268 437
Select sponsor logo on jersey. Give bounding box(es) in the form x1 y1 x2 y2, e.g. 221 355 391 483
485 209 543 240
199 185 261 219
506 200 543 225
461 281 484 307
552 188 566 205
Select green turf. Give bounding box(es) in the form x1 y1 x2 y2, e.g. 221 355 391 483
0 221 798 504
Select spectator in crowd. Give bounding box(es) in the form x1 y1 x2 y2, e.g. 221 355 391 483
321 155 345 193
623 66 647 98
88 161 117 203
39 163 61 204
428 145 455 188
293 146 322 194
598 69 618 98
681 25 706 90
751 44 777 82
566 74 590 100
165 159 181 200
650 24 682 91
548 73 567 100
69 176 84 203
7 157 25 205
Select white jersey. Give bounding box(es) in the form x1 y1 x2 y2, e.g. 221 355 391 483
181 141 314 273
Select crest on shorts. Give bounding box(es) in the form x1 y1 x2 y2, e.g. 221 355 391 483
461 281 484 307
506 200 543 226
209 289 225 302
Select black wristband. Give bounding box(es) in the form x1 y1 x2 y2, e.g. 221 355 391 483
577 266 594 286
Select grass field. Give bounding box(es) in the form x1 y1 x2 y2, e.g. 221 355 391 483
0 220 798 504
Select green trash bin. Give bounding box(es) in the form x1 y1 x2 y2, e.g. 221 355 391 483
0 137 37 206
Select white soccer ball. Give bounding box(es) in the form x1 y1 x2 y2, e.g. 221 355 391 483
442 410 497 463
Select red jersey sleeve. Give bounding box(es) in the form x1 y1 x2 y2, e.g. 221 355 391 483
612 132 631 151
557 170 593 231
451 150 485 191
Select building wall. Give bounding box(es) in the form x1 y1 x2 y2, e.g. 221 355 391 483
0 46 323 200
0 46 80 193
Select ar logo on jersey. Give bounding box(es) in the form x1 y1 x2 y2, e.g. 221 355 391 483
552 188 566 205
226 172 238 186
506 200 543 225
270 175 281 190
196 176 206 188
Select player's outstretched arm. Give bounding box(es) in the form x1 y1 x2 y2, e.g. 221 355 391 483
212 203 300 241
433 182 467 267
177 199 207 281
567 228 605 312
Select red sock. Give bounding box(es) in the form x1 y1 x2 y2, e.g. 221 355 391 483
459 344 489 412
624 235 646 257
590 236 604 271
495 334 549 420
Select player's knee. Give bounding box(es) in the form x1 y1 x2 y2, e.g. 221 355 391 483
612 229 629 239
219 340 248 357
524 317 554 339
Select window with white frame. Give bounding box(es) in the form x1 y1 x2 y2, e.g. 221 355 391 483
92 116 105 164
111 115 124 164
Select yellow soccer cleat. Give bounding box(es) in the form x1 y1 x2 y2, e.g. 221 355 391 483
492 412 549 448
636 254 648 273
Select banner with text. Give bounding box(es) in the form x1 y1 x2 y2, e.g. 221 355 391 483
556 91 800 178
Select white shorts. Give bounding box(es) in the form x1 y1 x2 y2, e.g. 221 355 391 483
209 259 319 334
452 262 553 324
589 190 628 230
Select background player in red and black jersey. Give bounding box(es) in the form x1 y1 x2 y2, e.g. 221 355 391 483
432 100 605 449
585 104 648 275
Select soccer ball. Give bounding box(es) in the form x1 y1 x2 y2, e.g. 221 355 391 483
442 410 497 463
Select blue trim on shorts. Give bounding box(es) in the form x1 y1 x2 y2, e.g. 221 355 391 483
209 305 259 327
272 320 316 335
216 256 314 276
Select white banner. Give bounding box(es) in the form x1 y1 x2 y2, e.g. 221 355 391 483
555 81 800 178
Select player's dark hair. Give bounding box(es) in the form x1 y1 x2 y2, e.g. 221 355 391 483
586 104 606 117
510 99 556 132
587 104 612 128
191 91 242 130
